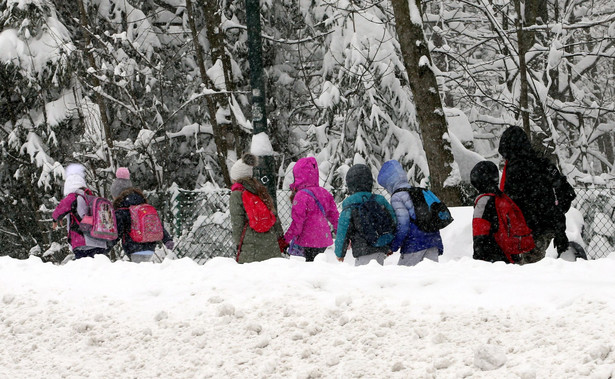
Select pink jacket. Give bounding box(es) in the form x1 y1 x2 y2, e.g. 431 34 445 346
284 157 339 248
52 191 107 251
52 192 87 250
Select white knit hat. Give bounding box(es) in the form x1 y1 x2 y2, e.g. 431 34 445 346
230 153 257 181
63 163 87 196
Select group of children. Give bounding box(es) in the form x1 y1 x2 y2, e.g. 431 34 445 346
232 127 574 266
52 164 174 263
54 125 572 266
230 155 446 266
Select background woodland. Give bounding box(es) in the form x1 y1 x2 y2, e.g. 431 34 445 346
1 0 615 258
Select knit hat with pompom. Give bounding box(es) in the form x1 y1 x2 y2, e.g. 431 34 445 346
230 153 257 181
111 167 133 198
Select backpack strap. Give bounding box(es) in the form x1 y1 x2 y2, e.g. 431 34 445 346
500 161 507 192
391 187 419 224
302 189 327 218
235 222 249 262
475 193 496 206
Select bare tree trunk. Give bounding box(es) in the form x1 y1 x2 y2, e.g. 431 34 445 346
185 0 231 186
199 0 246 155
513 0 531 137
390 0 462 205
76 0 114 153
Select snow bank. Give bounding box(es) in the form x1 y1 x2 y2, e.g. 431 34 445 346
2 243 615 377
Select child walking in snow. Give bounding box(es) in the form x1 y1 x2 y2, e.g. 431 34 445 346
335 164 396 266
470 161 510 263
110 167 174 263
229 154 286 263
377 160 443 266
51 163 109 259
284 157 339 262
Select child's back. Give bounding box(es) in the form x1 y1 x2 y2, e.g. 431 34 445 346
52 164 108 259
377 160 443 266
335 164 396 266
284 157 339 262
470 161 509 263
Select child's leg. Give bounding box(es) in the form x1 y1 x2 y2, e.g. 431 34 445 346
303 247 326 262
354 253 386 266
398 252 422 266
398 247 439 266
423 247 439 262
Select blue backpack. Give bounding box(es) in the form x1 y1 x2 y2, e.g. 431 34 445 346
393 187 453 232
345 195 395 247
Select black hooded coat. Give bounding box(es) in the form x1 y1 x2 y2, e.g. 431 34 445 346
498 126 572 252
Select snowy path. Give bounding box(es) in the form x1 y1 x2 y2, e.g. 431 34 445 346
1 255 615 378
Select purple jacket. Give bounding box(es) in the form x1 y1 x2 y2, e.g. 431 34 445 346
284 157 339 248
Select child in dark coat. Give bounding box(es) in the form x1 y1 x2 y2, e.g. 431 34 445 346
335 164 396 266
470 161 510 263
229 154 285 263
110 168 174 263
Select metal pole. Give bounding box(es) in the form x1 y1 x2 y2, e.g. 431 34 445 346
245 0 277 205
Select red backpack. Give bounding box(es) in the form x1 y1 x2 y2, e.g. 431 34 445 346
476 192 535 263
242 190 276 233
128 204 164 243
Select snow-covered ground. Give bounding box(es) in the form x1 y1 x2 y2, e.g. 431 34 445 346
2 207 615 378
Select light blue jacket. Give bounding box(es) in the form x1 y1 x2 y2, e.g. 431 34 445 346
377 161 444 254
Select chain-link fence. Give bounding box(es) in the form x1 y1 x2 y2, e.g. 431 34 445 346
166 186 615 263
572 187 615 259
168 189 295 263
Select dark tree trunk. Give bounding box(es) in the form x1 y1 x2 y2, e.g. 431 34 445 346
513 0 531 137
199 0 246 155
185 0 231 186
390 0 462 206
77 0 114 154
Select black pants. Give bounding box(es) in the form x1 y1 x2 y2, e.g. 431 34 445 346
303 247 326 262
74 247 108 259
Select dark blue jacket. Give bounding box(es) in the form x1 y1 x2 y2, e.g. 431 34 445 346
113 190 172 255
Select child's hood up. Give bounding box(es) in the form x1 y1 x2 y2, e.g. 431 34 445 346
290 157 320 191
377 160 409 194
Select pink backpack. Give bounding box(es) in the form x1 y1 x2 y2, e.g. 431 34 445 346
77 189 118 241
128 203 164 243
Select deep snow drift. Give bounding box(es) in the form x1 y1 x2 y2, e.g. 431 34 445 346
1 207 615 378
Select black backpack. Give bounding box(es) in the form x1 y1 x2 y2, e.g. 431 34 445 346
543 160 576 213
345 195 395 247
393 187 453 232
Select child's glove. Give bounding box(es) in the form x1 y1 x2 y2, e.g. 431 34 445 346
277 237 289 253
164 240 175 250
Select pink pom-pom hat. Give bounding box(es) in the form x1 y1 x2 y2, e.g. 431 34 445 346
116 167 130 179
